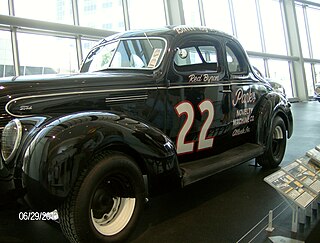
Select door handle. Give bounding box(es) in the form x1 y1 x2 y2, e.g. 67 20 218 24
221 90 232 93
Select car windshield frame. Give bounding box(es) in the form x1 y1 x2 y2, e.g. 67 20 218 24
81 36 168 73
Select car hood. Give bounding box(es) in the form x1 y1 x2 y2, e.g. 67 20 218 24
0 71 155 92
0 71 156 118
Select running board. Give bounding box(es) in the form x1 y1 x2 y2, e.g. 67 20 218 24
180 143 264 186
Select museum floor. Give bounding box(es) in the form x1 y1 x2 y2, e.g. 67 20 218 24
1 101 320 243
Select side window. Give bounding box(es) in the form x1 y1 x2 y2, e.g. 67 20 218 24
174 47 202 66
199 46 217 63
174 44 220 73
226 42 247 74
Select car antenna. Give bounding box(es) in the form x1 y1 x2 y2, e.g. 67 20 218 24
144 32 154 50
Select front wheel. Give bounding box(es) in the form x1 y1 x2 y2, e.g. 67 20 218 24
256 116 287 168
59 152 145 243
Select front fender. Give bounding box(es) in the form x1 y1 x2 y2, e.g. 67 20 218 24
21 111 178 210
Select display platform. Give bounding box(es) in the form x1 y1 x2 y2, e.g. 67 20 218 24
1 101 320 242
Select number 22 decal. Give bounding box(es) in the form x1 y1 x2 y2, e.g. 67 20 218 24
175 100 214 155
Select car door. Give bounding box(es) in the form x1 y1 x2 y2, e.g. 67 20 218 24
225 39 268 146
165 35 233 162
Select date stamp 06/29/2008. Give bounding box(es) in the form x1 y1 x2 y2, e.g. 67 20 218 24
18 210 59 221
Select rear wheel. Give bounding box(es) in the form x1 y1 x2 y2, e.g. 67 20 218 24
256 116 287 168
59 152 145 243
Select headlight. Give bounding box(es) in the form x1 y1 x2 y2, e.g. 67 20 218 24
1 119 22 162
315 86 320 95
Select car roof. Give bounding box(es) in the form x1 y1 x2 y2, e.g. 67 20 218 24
101 25 237 43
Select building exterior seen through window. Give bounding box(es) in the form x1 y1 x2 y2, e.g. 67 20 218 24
14 0 74 24
78 0 125 31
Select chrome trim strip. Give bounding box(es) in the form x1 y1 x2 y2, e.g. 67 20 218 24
105 95 148 103
166 81 253 89
5 87 157 117
5 81 255 117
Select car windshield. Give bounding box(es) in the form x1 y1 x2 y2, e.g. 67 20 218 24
81 37 166 72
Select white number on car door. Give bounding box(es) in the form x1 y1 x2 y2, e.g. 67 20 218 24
175 100 214 154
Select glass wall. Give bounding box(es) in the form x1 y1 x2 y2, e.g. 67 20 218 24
14 0 74 24
78 0 125 31
295 2 320 95
295 4 311 58
182 0 201 26
0 0 9 15
315 64 320 84
127 0 166 29
268 60 293 98
202 0 233 35
305 63 320 97
0 31 14 77
296 3 320 59
233 0 262 52
260 0 287 55
17 33 78 74
307 7 320 59
304 63 315 96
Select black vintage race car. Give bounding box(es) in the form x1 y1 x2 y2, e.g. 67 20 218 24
0 26 293 242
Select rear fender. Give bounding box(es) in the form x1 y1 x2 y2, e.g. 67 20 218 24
253 92 293 148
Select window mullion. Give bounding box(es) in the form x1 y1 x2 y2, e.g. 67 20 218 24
255 0 266 53
228 0 237 37
72 0 80 26
72 0 83 69
198 0 206 26
302 5 313 59
122 0 130 30
8 0 20 76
